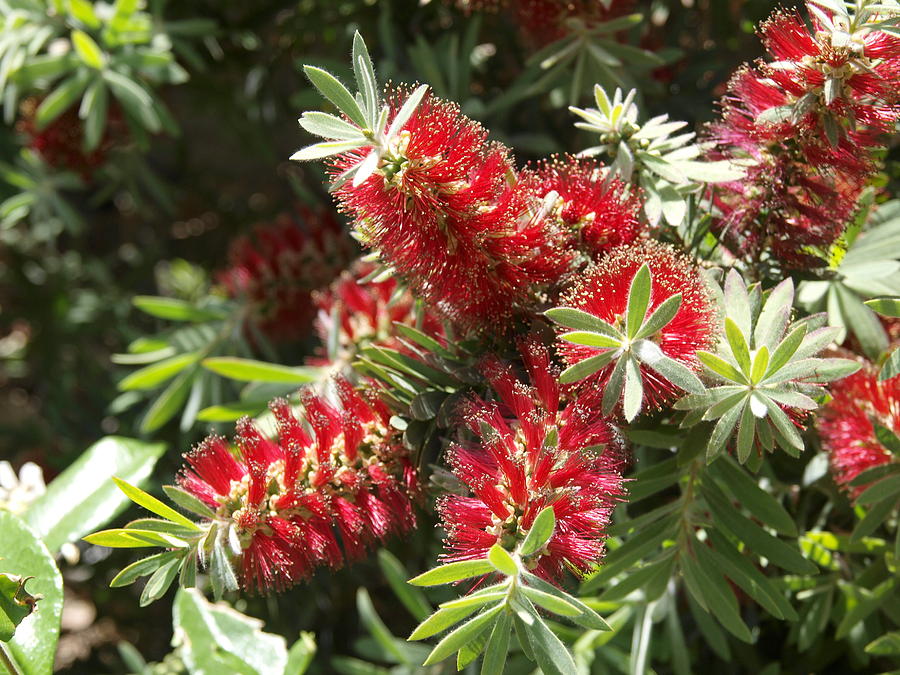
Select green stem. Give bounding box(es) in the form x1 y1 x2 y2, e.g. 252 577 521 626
0 642 22 675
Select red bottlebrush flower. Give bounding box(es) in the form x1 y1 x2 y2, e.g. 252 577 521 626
819 365 898 496
556 241 716 410
438 340 627 583
330 88 572 329
218 208 356 342
17 98 124 179
176 380 418 593
310 259 444 367
531 156 642 258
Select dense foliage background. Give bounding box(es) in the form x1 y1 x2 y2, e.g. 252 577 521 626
3 0 900 673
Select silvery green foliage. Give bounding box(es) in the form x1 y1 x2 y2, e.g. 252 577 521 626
570 85 744 226
676 270 859 463
546 263 705 422
293 32 428 189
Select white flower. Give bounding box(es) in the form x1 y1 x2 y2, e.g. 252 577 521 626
0 461 46 514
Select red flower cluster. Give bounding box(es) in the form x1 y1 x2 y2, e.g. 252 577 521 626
819 364 898 496
531 157 642 258
218 208 356 342
331 89 574 329
557 241 716 410
707 3 900 266
17 99 122 179
310 259 445 367
438 340 627 583
177 380 418 592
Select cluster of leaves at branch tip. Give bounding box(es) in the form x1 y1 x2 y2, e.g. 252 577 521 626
570 85 745 226
676 269 859 463
405 506 608 674
547 262 705 422
292 32 429 189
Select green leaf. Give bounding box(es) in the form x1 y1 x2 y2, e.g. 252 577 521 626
697 351 746 383
103 70 161 132
35 73 90 131
118 351 201 391
0 574 36 642
559 350 618 384
422 604 504 666
836 284 888 359
83 528 189 549
706 399 744 461
22 437 166 554
487 545 518 576
132 295 227 322
481 612 511 675
521 572 610 630
634 341 705 394
520 587 581 617
516 599 578 675
702 483 817 574
762 397 804 452
140 555 181 607
851 496 895 541
377 550 431 621
874 423 900 455
299 111 366 140
855 473 900 506
286 633 317 675
162 485 215 519
866 297 900 318
622 356 644 421
409 605 483 641
544 307 621 336
866 631 900 655
836 577 897 639
357 588 410 665
408 559 495 586
559 331 621 348
79 77 108 151
0 512 63 675
109 551 180 588
687 542 753 642
111 477 198 529
750 346 769 384
754 279 793 350
71 30 105 68
625 264 652 339
635 293 682 340
303 66 368 128
602 354 629 415
174 588 292 674
765 324 807 378
736 402 756 464
140 369 194 433
880 346 900 381
201 357 321 384
711 458 797 536
725 317 752 375
385 84 429 142
519 506 555 557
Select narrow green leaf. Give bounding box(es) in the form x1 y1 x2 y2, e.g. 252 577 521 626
356 588 410 665
201 357 321 384
559 350 618 384
544 307 621 337
635 293 682 340
634 341 705 394
623 356 644 421
880 346 900 381
118 351 201 391
874 423 900 455
71 30 105 68
409 605 482 641
762 397 804 452
481 612 511 675
519 506 555 558
83 528 189 549
751 346 769 384
754 279 793 350
377 550 431 622
516 599 578 675
422 604 504 666
711 458 797 536
855 473 900 506
867 297 900 318
111 477 198 529
110 551 179 588
140 555 181 607
726 317 751 375
35 74 89 129
866 630 900 655
132 296 227 322
688 543 754 642
560 331 621 349
602 354 628 415
706 399 744 461
140 370 194 433
697 351 747 383
625 264 652 339
408 559 494 586
487 545 518 576
303 66 367 128
162 485 215 519
765 324 807 377
522 572 610 630
736 403 756 464
520 587 581 617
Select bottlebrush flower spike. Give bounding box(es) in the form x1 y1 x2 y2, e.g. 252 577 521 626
175 380 418 593
296 33 574 328
310 259 444 368
217 208 356 342
438 340 627 583
531 156 643 258
675 270 860 462
548 241 715 421
819 363 899 497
